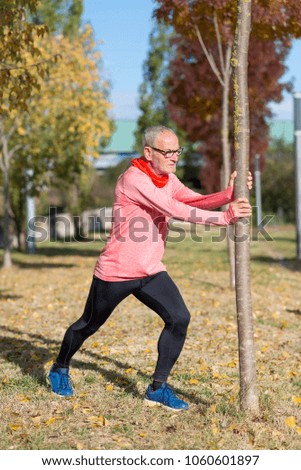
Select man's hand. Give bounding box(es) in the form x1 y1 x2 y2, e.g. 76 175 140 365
230 198 252 218
229 170 253 191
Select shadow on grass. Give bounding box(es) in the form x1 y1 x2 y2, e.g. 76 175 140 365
0 290 22 300
251 255 301 272
0 326 209 407
35 241 103 258
13 260 76 269
286 308 301 316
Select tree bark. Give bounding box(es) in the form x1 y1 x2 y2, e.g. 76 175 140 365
0 136 13 268
221 44 235 288
232 0 259 414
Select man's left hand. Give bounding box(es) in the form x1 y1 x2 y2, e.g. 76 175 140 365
229 170 253 191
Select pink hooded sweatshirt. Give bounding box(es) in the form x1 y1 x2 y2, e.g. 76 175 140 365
94 165 235 281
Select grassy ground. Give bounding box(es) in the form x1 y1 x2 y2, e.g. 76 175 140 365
0 224 300 450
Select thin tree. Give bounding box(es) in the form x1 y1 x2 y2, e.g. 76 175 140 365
232 0 259 413
188 5 235 287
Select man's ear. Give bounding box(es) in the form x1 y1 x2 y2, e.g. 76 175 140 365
144 146 152 162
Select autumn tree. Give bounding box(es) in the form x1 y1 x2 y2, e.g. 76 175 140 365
155 0 301 188
32 0 83 38
155 0 292 286
0 0 49 114
134 23 175 151
0 0 50 267
134 21 196 184
1 25 113 266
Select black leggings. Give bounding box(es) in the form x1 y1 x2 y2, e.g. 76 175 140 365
56 271 190 382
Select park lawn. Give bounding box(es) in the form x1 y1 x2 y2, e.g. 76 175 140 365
0 224 300 450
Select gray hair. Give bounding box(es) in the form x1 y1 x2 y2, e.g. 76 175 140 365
143 126 176 147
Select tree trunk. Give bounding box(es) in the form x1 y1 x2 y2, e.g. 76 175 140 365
221 44 235 288
2 154 12 268
232 0 259 414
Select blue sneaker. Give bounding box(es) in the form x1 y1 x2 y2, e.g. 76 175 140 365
48 365 74 397
144 383 189 411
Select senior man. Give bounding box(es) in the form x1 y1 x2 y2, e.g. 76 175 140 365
48 125 252 411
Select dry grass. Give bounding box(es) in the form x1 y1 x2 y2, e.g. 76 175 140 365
0 224 300 450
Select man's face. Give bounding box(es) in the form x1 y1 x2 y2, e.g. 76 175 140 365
144 130 180 176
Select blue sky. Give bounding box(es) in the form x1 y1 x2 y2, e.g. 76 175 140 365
83 0 301 121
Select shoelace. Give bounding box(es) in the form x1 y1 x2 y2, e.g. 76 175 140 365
162 385 179 404
60 372 73 390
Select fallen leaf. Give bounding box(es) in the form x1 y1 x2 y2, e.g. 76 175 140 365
292 396 301 404
45 417 57 426
9 424 22 431
188 378 199 385
285 416 296 428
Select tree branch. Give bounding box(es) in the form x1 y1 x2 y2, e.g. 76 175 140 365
0 55 60 72
193 23 224 87
213 12 225 75
9 144 22 158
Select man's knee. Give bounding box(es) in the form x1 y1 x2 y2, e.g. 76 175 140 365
173 309 190 335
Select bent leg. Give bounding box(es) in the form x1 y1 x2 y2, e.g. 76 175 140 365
56 277 137 367
134 272 190 382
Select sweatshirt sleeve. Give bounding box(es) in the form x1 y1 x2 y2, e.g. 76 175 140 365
122 171 236 226
171 174 234 209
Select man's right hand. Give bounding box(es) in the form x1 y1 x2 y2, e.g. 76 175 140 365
230 198 252 218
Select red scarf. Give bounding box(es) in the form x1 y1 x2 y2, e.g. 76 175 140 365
131 157 169 188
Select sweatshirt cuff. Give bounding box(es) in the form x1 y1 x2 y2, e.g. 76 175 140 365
224 205 238 225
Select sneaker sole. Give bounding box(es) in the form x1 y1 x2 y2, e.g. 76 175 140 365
144 397 188 412
46 377 74 398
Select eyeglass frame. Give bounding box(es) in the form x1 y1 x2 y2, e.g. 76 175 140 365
146 145 184 158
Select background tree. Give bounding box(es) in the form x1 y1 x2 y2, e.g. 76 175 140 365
0 0 50 267
0 0 49 114
155 0 298 286
261 138 295 223
32 0 83 38
1 25 113 265
134 21 196 185
134 22 176 151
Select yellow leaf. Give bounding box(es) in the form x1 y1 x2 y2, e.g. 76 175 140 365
227 362 236 368
139 433 147 438
9 424 22 431
188 378 199 385
45 417 57 425
292 396 301 404
106 384 114 391
212 372 222 379
18 395 31 403
285 416 296 428
91 341 99 348
87 415 108 427
296 427 301 435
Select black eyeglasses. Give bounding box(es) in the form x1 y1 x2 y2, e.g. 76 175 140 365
148 146 184 158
